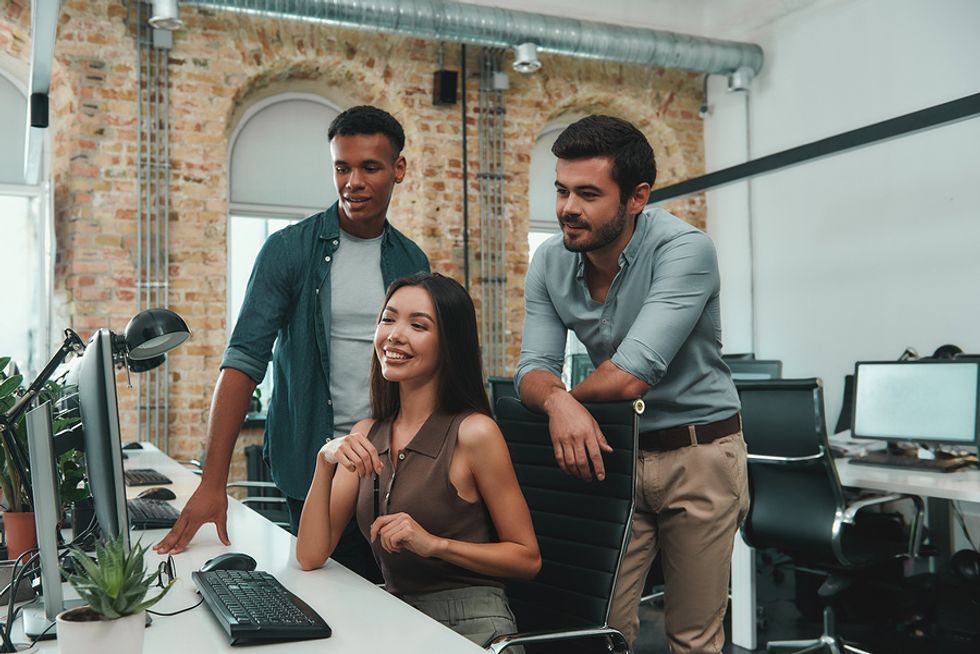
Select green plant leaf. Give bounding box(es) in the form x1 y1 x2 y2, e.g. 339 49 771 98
0 374 23 399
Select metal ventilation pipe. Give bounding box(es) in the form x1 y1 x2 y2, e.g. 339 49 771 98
185 0 763 78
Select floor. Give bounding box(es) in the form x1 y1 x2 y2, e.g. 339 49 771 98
627 559 980 654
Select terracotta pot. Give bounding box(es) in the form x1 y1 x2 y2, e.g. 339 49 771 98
3 511 37 561
56 608 145 654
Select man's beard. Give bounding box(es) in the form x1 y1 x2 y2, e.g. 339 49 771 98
561 203 628 253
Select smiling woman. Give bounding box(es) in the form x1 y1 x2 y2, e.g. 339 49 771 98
296 272 541 648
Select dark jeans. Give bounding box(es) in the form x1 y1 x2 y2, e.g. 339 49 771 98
286 495 382 584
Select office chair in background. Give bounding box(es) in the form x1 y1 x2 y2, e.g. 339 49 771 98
489 397 641 653
736 378 924 654
488 376 519 417
727 359 783 381
179 445 290 530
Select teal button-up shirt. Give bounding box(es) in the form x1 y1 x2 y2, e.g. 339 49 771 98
221 202 429 498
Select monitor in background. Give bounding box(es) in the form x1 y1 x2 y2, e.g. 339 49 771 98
76 328 130 551
727 359 782 381
851 360 980 447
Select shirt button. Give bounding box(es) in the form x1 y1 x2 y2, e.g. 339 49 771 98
398 452 405 461
327 399 332 406
332 240 339 245
324 255 331 262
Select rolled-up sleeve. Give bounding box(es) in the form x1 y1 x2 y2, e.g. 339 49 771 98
220 231 298 383
514 247 568 394
610 231 720 386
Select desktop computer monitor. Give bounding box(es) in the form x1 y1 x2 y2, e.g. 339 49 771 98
76 328 130 551
851 360 980 446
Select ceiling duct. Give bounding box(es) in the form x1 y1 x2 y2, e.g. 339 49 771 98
185 0 764 79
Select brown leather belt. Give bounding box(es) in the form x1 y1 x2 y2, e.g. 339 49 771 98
638 412 741 452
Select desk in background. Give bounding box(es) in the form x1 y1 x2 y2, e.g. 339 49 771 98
24 445 484 654
731 458 980 650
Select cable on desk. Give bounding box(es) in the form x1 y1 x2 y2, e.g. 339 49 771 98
148 596 205 617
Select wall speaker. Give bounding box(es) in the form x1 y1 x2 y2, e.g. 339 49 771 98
432 70 458 106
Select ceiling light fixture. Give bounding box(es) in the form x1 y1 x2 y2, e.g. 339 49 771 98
512 42 542 74
149 0 184 30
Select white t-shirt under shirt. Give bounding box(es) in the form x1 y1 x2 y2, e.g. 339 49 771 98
325 228 385 437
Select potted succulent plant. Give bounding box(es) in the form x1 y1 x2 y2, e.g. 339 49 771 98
57 536 173 654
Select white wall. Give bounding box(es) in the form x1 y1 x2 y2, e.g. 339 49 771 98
705 0 980 430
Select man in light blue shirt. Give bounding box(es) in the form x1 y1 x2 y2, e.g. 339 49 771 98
515 115 748 654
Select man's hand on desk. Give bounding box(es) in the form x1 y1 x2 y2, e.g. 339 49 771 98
154 484 231 554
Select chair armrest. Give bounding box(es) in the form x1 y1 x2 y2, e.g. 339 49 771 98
175 459 203 475
485 626 628 653
241 497 288 506
841 492 925 557
226 481 279 490
841 493 919 524
746 451 825 464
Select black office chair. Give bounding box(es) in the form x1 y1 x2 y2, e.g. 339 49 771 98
488 376 519 417
737 378 924 654
488 397 641 653
728 359 783 380
233 444 290 530
833 375 854 435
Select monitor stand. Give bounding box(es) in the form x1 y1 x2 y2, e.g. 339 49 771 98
23 599 87 640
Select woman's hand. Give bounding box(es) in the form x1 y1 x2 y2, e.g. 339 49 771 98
370 513 445 558
319 432 384 477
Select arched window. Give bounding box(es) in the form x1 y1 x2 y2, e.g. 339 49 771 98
527 119 588 385
227 93 342 405
0 69 50 378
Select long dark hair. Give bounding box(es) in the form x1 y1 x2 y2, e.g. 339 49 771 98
370 273 492 421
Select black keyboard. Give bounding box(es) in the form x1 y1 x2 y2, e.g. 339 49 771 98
849 451 974 473
124 468 173 486
127 498 180 529
192 569 332 645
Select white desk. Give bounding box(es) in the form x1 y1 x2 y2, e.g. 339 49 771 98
27 445 484 653
730 458 980 650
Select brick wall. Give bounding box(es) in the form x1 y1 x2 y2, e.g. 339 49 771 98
2 1 706 482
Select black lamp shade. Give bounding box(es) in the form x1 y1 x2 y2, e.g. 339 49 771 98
127 353 166 373
124 308 190 360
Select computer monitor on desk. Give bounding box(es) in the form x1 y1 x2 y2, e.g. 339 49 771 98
850 361 979 470
76 329 131 549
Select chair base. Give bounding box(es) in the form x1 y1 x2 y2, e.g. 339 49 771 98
766 607 871 654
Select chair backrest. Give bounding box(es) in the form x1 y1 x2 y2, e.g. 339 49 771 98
727 358 783 380
494 397 639 632
487 376 519 416
833 374 854 435
736 378 846 566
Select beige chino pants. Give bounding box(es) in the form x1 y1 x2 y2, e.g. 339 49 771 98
609 431 750 654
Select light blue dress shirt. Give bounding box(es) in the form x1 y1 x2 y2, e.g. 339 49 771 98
515 208 740 432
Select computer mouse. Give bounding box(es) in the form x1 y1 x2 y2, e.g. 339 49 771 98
950 549 980 584
137 486 176 501
122 442 144 450
200 552 258 573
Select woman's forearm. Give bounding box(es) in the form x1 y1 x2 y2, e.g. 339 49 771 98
295 457 337 570
433 539 541 580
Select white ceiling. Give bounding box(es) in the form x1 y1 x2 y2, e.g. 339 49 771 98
459 0 831 40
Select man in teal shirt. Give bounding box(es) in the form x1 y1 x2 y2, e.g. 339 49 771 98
156 106 429 583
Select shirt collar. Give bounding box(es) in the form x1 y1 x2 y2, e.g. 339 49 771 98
375 412 454 459
574 210 651 278
318 201 390 242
